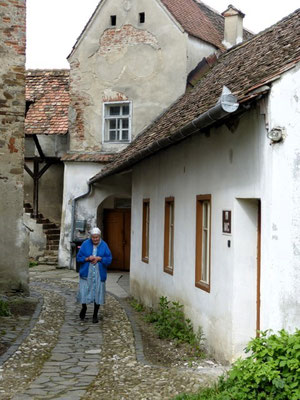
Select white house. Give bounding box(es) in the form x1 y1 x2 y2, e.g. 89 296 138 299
89 9 300 362
58 0 252 270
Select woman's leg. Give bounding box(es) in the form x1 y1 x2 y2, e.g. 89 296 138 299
79 303 87 320
93 302 100 323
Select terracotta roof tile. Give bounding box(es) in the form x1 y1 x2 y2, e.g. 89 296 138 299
61 153 115 163
25 70 70 135
161 0 222 48
91 9 300 182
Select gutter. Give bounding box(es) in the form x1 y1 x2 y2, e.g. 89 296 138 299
69 181 93 269
90 86 239 184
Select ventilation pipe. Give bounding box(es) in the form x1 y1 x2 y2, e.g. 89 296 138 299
222 5 245 49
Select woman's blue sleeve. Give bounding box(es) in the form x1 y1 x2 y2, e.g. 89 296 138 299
76 241 89 263
101 243 112 267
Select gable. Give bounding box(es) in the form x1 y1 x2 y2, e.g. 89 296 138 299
68 0 226 59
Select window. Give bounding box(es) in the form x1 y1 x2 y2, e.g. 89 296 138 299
142 199 150 263
111 15 116 26
195 195 211 292
164 197 175 274
139 12 145 23
103 102 131 143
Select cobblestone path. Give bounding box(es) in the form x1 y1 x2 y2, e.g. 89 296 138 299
0 267 225 399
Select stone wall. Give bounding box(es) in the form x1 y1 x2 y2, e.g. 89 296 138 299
0 0 29 294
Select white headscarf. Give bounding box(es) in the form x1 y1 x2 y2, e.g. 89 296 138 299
90 227 101 236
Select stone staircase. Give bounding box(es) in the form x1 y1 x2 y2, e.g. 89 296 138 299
24 203 61 265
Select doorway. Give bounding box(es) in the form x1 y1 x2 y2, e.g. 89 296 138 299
232 199 261 354
103 209 131 271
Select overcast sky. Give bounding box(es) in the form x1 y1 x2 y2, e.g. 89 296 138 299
26 0 300 69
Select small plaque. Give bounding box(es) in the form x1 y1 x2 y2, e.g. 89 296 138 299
222 210 231 234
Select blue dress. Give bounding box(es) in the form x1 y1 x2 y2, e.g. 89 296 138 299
77 245 106 305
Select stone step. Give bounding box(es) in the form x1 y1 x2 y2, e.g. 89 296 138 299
37 218 50 224
46 245 59 251
47 240 60 246
43 223 59 230
44 250 58 256
44 229 60 235
46 234 60 242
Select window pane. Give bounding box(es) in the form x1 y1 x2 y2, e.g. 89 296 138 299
109 119 116 129
109 131 116 141
109 106 121 116
122 118 129 128
202 230 208 282
121 130 129 141
122 105 129 115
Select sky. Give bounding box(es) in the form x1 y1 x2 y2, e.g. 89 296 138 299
26 0 300 69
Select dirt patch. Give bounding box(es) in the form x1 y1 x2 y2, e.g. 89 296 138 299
8 298 38 316
126 299 206 368
0 297 39 357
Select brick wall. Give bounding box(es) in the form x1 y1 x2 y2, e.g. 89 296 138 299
0 0 29 294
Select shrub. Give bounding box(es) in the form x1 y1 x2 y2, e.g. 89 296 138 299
0 299 10 317
173 329 300 400
145 296 203 348
130 298 145 312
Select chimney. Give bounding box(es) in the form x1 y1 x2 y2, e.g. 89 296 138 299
222 5 245 49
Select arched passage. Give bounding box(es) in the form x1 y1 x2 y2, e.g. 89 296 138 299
97 194 131 271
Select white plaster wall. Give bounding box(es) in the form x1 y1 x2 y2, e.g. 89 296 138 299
187 36 216 73
259 66 300 333
68 0 217 153
58 162 131 268
130 67 300 362
23 213 46 259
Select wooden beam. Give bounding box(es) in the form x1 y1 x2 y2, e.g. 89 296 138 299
33 134 45 159
24 163 34 179
37 162 52 179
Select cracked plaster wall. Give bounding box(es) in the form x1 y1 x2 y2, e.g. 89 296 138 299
0 0 29 294
67 0 216 153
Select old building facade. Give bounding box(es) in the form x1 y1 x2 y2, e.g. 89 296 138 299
58 0 237 269
90 9 300 361
0 0 29 294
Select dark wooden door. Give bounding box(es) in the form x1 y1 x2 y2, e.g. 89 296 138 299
103 209 131 271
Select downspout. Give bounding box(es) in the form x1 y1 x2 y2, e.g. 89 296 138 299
69 181 93 269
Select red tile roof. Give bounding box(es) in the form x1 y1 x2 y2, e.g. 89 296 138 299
25 70 70 135
90 9 300 183
61 153 115 163
161 0 222 48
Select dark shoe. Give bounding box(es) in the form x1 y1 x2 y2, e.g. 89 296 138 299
79 304 87 320
93 303 100 323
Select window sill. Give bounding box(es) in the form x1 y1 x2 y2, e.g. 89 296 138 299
164 267 174 276
195 281 210 293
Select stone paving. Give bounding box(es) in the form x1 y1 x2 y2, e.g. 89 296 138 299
0 265 226 399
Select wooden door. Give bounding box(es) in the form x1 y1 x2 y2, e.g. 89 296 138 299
103 209 131 271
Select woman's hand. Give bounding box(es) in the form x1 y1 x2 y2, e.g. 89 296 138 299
87 256 102 264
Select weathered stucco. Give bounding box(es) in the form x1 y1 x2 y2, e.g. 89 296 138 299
67 0 216 153
0 0 29 294
129 67 300 362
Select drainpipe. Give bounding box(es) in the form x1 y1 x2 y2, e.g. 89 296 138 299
90 86 239 183
69 181 93 269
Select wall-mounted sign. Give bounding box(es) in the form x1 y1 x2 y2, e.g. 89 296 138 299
223 210 231 234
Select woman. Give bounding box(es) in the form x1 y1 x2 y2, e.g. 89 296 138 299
76 227 112 323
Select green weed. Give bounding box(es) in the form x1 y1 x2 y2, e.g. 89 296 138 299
173 329 300 400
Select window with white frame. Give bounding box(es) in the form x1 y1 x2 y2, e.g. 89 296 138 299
103 102 131 143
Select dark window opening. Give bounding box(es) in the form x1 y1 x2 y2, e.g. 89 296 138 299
111 15 116 26
139 12 145 23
